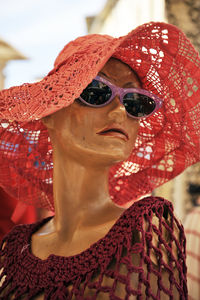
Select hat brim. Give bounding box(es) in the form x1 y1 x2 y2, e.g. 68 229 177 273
0 22 200 210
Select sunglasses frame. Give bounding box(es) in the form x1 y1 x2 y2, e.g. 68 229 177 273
79 75 163 119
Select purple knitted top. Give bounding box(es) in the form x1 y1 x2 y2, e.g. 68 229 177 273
0 197 187 299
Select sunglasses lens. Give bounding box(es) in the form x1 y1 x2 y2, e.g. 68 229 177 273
80 80 112 105
123 93 156 118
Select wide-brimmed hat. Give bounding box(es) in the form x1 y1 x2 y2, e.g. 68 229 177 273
0 22 200 211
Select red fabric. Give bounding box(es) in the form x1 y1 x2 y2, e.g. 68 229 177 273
0 187 36 241
0 22 200 211
0 197 187 299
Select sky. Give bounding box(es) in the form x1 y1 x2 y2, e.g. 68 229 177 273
0 0 107 88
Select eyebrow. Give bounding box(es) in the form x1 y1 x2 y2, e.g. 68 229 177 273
98 72 139 88
98 71 109 79
123 82 138 88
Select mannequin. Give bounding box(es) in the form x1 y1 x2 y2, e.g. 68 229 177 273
32 58 140 259
1 21 194 299
27 58 180 299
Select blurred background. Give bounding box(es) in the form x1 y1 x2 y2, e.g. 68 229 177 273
1 0 200 297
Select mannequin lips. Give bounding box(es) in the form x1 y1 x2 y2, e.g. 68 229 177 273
97 127 129 141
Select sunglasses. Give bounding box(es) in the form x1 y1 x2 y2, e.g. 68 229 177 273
79 76 163 119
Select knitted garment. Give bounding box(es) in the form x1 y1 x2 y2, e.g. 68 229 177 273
0 197 187 299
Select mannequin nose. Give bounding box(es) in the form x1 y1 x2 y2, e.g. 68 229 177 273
107 96 126 122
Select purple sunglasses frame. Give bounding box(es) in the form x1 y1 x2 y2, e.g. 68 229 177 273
79 75 163 119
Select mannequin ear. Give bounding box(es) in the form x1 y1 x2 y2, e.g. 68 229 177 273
41 115 55 129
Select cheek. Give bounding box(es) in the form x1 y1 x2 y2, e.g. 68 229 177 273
76 113 105 149
62 109 98 146
50 105 105 157
131 122 140 144
126 121 140 149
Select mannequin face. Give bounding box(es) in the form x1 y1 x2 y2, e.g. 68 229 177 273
45 58 140 167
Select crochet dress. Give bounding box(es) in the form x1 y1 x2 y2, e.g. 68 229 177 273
0 197 187 299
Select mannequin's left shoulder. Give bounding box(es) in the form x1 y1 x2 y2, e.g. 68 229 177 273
122 196 183 264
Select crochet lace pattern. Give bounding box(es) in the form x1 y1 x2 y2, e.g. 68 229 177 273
0 22 200 211
0 197 187 299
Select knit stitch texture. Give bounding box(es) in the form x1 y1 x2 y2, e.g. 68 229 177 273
0 197 187 299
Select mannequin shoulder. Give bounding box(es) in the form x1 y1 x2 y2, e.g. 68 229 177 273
126 196 183 261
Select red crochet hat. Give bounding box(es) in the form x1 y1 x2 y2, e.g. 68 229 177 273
0 22 200 211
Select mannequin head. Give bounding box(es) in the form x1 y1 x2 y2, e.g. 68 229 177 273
43 58 141 167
